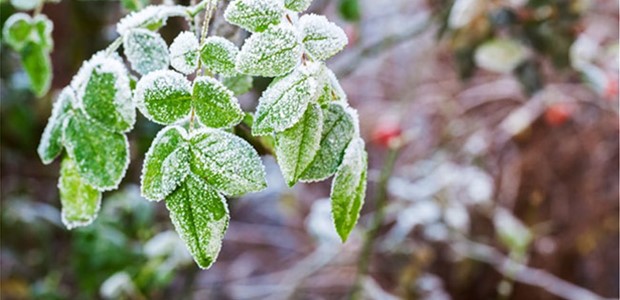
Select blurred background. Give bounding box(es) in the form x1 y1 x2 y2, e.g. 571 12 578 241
1 0 618 299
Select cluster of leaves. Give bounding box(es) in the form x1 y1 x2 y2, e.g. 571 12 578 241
27 0 367 270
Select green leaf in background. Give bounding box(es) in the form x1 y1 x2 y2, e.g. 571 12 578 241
59 156 102 230
189 128 267 196
298 14 348 61
123 28 170 75
165 173 229 269
300 102 355 181
169 31 200 75
275 103 323 186
330 137 367 242
32 15 53 50
284 0 312 13
134 70 192 125
199 36 239 77
37 87 74 164
224 0 284 33
20 41 52 97
222 74 253 96
338 0 361 22
236 24 302 77
192 76 243 128
141 126 191 201
2 13 32 51
62 113 130 191
120 0 148 12
252 64 318 135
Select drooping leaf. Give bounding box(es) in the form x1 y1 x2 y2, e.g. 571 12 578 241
298 14 348 61
141 126 191 201
252 63 318 135
32 15 53 50
169 31 200 75
134 70 192 125
275 103 323 186
189 128 267 196
330 137 367 242
124 28 170 75
2 13 32 51
224 0 284 33
300 102 355 181
165 173 229 269
116 5 188 35
37 87 74 164
59 156 102 230
221 74 253 96
20 41 51 97
192 76 243 128
236 24 302 77
199 36 239 77
284 0 312 12
62 113 130 191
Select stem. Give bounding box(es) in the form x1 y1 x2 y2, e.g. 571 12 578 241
105 36 123 55
350 146 400 300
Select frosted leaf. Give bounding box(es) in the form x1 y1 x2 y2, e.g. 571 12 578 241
330 137 367 242
316 65 347 103
252 64 319 135
169 31 199 75
300 102 355 181
474 38 528 74
165 173 229 269
21 41 51 97
189 128 267 196
192 76 243 128
58 156 102 230
224 0 284 33
275 103 323 186
74 53 135 132
32 15 53 50
62 113 130 191
134 70 192 125
123 29 170 75
236 24 302 77
141 126 190 201
200 36 239 77
284 0 312 12
448 0 485 29
117 5 188 35
38 87 74 164
2 13 32 51
222 74 253 95
10 0 40 11
298 14 348 61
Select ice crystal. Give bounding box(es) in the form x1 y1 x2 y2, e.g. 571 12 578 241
116 5 188 35
192 76 243 128
200 36 239 77
236 24 302 77
224 0 284 33
124 28 170 75
170 31 199 75
298 14 348 61
38 87 74 164
134 70 192 125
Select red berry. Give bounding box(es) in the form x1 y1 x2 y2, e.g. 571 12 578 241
604 75 619 100
372 121 402 147
544 103 575 127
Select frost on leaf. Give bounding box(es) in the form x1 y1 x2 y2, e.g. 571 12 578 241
285 0 312 12
170 31 199 75
252 64 318 135
330 137 367 242
316 65 347 103
189 128 267 196
117 5 188 35
236 24 302 77
59 156 102 230
74 54 135 132
62 113 130 191
2 13 32 51
134 70 192 125
474 38 528 74
224 0 284 33
275 103 323 186
141 126 190 201
298 14 348 61
222 74 253 96
38 87 74 164
200 36 239 77
10 0 40 11
124 29 170 75
165 173 229 269
32 15 53 50
20 41 51 97
300 102 355 181
192 76 243 128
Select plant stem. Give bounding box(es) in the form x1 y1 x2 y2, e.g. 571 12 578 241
350 146 400 300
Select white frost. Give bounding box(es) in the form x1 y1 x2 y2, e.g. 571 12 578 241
298 14 348 61
116 5 188 35
170 31 199 75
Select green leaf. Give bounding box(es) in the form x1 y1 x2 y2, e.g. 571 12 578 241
285 0 312 12
199 36 239 77
224 0 284 33
32 15 53 50
275 103 323 186
123 28 170 75
38 87 74 164
236 24 302 77
117 5 188 35
63 113 130 191
300 102 355 181
2 13 32 51
169 31 199 75
20 41 51 97
10 0 41 11
298 14 348 61
192 76 243 128
134 70 192 125
189 128 267 196
141 126 191 201
165 173 229 269
252 64 318 135
338 0 361 22
222 74 253 96
59 156 102 229
316 66 347 104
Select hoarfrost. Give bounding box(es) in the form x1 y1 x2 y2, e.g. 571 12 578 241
58 156 102 230
236 24 302 77
200 36 239 77
298 14 348 61
124 28 170 75
38 87 74 164
134 70 192 125
224 0 284 33
192 76 243 128
117 5 188 35
169 31 199 75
